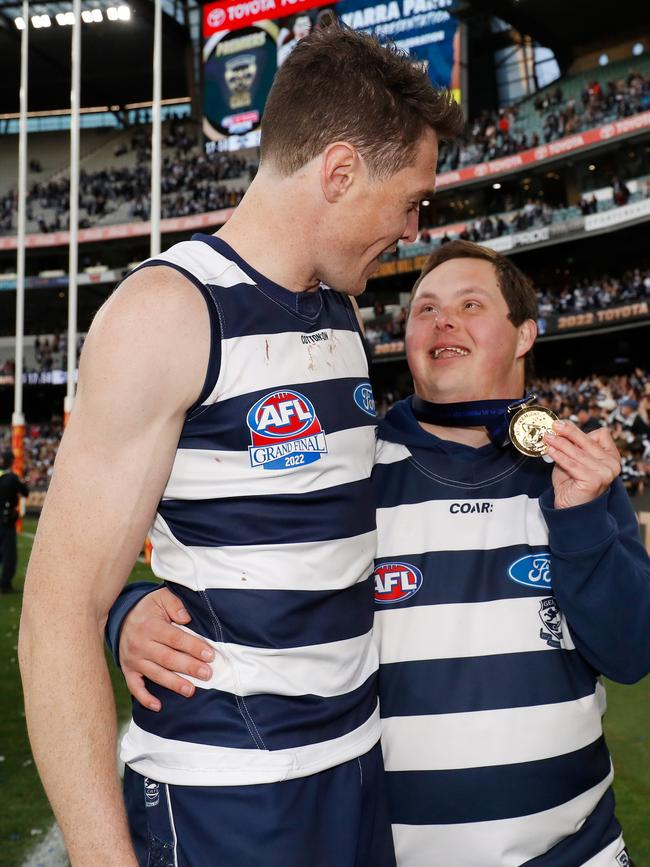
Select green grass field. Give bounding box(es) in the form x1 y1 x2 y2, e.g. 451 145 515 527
1 519 148 867
1 519 649 866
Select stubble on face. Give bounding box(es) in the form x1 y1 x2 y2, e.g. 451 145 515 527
327 130 439 297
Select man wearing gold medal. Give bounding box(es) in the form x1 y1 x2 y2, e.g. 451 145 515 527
110 240 650 865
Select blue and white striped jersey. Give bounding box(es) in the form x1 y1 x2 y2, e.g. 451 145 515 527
119 234 381 786
373 397 649 867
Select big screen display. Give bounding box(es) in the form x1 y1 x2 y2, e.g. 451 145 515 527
202 0 459 153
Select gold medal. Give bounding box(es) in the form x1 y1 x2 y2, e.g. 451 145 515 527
508 404 558 457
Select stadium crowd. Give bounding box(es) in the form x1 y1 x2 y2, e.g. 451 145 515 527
538 372 650 496
0 126 257 234
420 198 556 248
0 68 647 235
537 265 650 316
406 177 650 259
0 334 85 378
438 68 650 172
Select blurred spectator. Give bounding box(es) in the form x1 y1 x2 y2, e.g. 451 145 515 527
576 404 603 433
407 197 588 260
579 195 598 215
0 449 29 593
609 397 650 438
612 175 631 206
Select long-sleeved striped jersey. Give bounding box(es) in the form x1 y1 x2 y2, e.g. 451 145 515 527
373 396 649 867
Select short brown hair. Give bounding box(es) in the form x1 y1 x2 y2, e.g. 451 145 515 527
411 239 538 379
260 24 464 178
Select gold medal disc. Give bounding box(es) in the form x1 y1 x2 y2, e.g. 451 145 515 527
508 405 558 457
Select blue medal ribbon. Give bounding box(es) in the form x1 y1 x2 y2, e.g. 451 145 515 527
411 394 534 447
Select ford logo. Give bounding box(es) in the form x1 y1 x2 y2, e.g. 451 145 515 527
354 382 376 417
508 553 552 590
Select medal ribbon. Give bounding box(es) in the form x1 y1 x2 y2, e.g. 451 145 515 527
411 394 534 446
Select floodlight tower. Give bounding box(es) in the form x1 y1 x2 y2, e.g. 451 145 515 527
151 0 162 257
12 0 29 490
64 0 81 426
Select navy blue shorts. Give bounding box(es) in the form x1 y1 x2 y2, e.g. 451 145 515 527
124 742 396 867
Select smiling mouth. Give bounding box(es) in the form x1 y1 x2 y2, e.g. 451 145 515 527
431 346 470 359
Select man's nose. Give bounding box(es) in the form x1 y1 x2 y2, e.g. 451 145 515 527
435 308 457 330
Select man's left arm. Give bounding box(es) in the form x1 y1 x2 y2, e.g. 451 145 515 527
540 421 650 684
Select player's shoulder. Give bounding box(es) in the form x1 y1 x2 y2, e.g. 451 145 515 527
97 259 209 337
118 259 194 291
79 258 212 408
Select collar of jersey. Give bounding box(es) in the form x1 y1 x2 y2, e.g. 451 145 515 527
381 397 507 461
193 233 324 321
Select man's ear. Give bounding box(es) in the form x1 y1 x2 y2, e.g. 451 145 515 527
320 142 361 204
516 318 537 358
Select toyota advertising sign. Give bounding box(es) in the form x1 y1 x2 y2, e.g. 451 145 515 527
202 0 459 152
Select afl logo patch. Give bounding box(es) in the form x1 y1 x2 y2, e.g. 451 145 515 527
374 562 423 604
354 382 376 417
508 553 552 590
247 389 328 471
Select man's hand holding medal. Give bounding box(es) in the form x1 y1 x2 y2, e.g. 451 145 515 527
544 420 622 510
508 400 621 510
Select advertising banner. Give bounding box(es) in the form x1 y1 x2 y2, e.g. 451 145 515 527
584 196 650 232
337 0 459 101
202 0 459 151
0 209 235 252
203 0 334 37
543 301 650 335
202 0 336 151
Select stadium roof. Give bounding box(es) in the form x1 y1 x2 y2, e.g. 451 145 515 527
0 0 192 115
460 0 650 69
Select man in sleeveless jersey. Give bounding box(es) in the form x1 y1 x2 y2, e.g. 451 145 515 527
115 241 650 866
19 25 463 867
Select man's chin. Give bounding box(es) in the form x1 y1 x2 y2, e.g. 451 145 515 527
350 279 368 297
340 277 368 297
321 272 367 297
414 381 476 404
